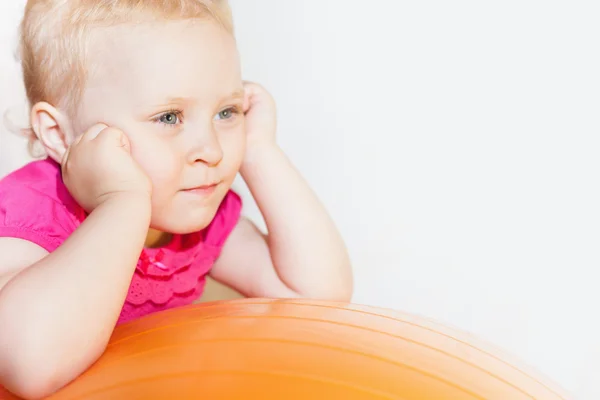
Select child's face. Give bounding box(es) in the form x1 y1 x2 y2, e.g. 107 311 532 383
74 19 246 234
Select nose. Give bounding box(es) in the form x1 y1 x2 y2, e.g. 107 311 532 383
186 128 224 166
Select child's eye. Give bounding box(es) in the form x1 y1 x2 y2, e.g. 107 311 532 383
214 106 241 121
154 111 183 126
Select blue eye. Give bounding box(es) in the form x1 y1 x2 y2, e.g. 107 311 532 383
159 112 180 125
215 107 240 121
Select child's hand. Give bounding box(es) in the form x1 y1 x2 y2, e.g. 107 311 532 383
213 82 353 301
242 81 278 164
61 124 152 212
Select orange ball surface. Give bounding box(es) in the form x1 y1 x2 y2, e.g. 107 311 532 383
1 299 570 399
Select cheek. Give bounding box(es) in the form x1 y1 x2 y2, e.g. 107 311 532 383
220 131 246 175
128 135 182 188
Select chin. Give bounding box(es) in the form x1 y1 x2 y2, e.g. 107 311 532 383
151 207 219 235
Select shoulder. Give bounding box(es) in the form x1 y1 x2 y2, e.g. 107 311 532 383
202 190 243 248
0 159 83 252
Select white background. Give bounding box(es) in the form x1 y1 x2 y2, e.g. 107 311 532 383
1 1 599 398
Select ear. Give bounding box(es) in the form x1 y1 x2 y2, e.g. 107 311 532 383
30 102 75 163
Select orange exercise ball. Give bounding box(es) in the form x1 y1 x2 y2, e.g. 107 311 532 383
1 299 570 399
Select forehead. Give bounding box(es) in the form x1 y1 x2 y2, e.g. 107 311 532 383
82 19 241 107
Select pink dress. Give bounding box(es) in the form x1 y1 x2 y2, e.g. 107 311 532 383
0 159 242 324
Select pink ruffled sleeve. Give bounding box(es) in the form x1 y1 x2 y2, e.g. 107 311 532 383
0 185 78 253
202 190 243 248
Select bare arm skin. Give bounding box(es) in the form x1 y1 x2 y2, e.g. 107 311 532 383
0 194 150 399
211 145 353 301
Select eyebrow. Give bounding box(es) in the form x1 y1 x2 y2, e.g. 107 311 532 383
226 89 245 100
144 89 246 108
154 97 196 107
152 90 245 108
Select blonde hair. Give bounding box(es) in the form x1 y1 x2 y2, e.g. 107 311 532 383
15 0 233 157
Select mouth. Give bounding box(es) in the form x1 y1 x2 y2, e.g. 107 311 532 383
182 182 220 196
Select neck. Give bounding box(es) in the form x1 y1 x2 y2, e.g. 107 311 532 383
145 229 173 248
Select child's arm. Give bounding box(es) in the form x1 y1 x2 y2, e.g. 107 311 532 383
0 195 150 399
210 83 353 301
0 126 151 399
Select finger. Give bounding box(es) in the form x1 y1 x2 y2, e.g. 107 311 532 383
243 92 251 113
119 131 131 152
242 80 260 88
242 81 266 95
96 127 131 151
242 84 256 113
82 123 109 141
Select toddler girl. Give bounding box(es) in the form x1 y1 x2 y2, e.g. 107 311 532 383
0 1 352 398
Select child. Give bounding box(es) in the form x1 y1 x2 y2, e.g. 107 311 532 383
0 1 353 398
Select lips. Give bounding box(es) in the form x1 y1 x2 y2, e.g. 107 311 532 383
182 182 220 196
186 183 217 190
